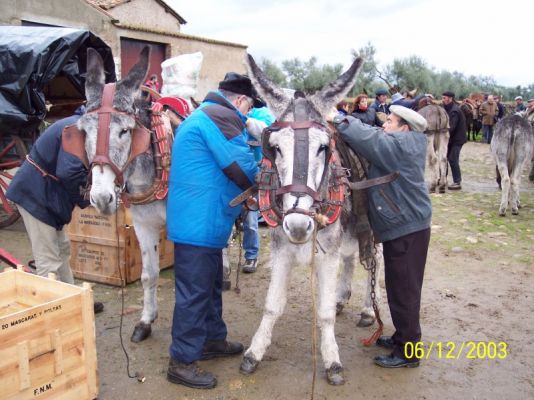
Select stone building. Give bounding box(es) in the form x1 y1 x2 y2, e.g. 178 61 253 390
0 0 248 98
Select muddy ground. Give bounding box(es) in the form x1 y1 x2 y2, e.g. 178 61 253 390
2 142 533 400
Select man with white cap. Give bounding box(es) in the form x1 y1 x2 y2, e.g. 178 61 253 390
332 105 432 368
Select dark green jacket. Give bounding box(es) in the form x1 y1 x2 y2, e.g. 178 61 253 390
336 116 432 242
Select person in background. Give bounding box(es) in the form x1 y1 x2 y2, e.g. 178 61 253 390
479 95 497 143
370 88 390 115
351 94 380 126
331 105 431 369
336 100 351 116
441 91 467 190
6 106 104 314
241 105 275 273
494 95 505 121
514 96 526 113
166 72 260 389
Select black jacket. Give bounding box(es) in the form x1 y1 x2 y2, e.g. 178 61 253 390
444 102 467 146
7 109 89 229
351 107 379 126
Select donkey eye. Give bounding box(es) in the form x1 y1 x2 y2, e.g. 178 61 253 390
274 145 282 156
119 128 129 138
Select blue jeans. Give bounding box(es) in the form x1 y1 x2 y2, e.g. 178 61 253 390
243 209 259 260
170 243 227 363
482 125 493 143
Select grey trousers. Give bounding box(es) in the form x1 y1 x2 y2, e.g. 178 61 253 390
18 205 74 284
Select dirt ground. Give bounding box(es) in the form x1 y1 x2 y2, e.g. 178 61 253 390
1 141 533 400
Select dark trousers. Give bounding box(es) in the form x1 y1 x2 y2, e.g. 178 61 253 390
170 243 227 363
482 124 493 143
383 228 431 359
447 144 463 184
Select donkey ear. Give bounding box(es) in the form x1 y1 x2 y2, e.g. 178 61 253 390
246 54 290 119
85 48 105 110
309 57 364 118
115 46 150 110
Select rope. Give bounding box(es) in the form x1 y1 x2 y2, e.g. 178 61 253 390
114 191 144 382
309 223 319 400
234 216 243 294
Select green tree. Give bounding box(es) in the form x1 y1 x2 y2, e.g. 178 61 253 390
350 42 378 96
282 57 343 94
260 58 287 87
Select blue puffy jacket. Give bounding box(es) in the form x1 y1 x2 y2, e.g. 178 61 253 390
6 108 89 230
247 106 275 161
166 91 258 248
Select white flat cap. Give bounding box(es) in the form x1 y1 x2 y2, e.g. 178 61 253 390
515 96 523 101
389 105 428 132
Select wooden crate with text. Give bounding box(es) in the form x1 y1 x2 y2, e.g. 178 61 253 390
0 269 98 400
66 205 173 286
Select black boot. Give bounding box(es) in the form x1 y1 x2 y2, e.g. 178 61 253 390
93 302 104 314
167 358 217 389
201 340 244 360
376 335 394 349
374 352 420 368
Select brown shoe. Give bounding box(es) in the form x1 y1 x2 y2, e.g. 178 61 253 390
167 358 217 389
200 340 244 360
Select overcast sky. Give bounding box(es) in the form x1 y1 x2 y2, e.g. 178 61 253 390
167 0 533 88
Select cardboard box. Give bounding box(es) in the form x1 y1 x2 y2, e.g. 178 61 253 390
0 269 98 400
67 205 173 286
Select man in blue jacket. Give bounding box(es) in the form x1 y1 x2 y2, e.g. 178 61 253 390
166 73 259 389
332 105 432 368
6 106 103 313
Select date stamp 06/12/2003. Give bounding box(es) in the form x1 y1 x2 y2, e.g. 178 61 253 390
404 341 508 360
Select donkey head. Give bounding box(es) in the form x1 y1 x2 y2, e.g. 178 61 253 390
78 47 149 214
247 54 363 244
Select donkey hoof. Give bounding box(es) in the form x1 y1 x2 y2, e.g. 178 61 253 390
498 210 506 217
222 279 231 291
512 208 519 215
131 322 152 343
357 313 375 327
239 355 259 375
326 362 345 385
336 302 345 316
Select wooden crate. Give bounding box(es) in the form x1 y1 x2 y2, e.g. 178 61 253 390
66 205 174 287
0 269 97 400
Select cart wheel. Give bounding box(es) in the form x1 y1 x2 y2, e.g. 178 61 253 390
0 172 20 228
0 136 27 228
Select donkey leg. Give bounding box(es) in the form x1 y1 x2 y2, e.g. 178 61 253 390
509 165 524 215
130 222 161 342
426 134 438 192
240 255 291 375
496 163 510 216
360 244 383 327
335 246 355 315
437 133 449 192
316 253 344 385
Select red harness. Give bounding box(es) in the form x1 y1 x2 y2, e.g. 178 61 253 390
62 83 189 206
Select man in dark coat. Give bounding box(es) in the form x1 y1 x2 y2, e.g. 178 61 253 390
6 106 103 313
442 91 467 190
332 105 432 368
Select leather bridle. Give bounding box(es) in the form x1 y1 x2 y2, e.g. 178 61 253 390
258 99 347 228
